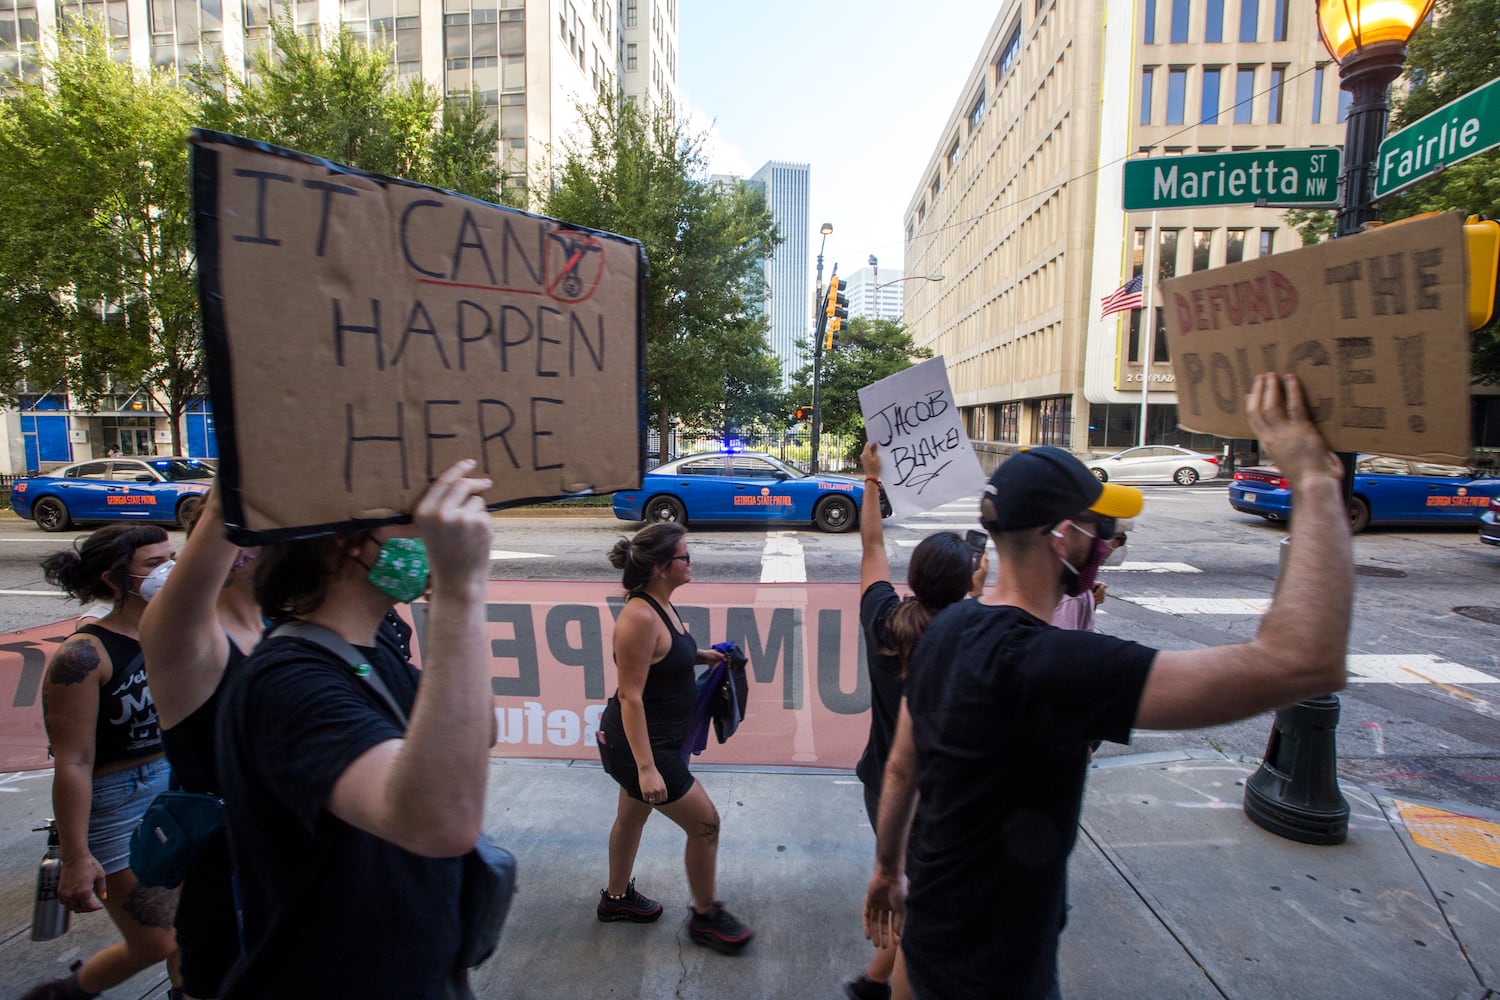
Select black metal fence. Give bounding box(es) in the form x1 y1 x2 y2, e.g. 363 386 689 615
646 429 860 473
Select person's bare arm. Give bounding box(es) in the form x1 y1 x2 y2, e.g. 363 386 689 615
42 636 108 911
327 460 495 857
859 442 892 595
864 700 919 947
1136 373 1351 730
141 484 235 730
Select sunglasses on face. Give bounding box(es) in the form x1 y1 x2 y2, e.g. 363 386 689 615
669 553 691 565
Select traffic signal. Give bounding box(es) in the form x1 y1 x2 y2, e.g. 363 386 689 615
824 275 848 351
794 405 809 422
1464 215 1499 330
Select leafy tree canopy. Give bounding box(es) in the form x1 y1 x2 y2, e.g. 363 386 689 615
790 316 934 454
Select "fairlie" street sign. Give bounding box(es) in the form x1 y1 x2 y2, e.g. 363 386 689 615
1375 75 1500 199
1122 148 1341 211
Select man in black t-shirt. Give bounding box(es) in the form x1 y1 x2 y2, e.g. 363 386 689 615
215 459 495 999
864 374 1354 1000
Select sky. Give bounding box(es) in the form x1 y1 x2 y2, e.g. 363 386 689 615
678 1 1005 277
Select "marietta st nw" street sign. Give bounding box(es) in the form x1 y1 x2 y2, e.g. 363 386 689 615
1122 148 1341 211
1374 75 1500 199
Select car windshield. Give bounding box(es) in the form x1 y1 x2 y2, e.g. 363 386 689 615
148 459 216 482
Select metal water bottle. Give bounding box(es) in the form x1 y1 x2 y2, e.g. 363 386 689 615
31 819 70 942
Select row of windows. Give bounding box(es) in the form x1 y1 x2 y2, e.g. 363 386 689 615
1141 61 1352 127
1144 0 1291 45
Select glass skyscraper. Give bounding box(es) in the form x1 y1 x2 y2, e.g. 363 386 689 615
750 160 810 388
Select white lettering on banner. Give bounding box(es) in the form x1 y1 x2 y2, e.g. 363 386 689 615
495 702 606 746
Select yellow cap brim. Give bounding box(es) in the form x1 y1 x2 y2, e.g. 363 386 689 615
1090 483 1144 520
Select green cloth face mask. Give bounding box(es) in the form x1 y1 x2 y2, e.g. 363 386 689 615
366 536 430 604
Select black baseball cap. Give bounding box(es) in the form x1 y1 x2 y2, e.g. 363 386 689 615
979 446 1144 532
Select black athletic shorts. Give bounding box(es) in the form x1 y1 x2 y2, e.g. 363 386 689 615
596 729 694 805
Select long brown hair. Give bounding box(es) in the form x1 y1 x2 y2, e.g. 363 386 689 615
884 531 973 677
608 522 687 593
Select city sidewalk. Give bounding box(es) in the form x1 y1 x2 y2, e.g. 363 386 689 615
2 751 1497 998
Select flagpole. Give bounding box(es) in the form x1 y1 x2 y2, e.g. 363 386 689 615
1137 211 1158 447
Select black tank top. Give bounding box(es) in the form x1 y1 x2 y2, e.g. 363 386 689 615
161 637 247 794
602 593 698 748
75 624 162 767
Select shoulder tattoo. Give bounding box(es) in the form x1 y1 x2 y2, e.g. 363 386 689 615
48 641 101 686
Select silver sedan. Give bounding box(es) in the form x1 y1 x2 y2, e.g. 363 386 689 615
1084 445 1222 485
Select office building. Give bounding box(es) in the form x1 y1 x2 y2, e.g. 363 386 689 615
751 160 811 387
842 265 905 322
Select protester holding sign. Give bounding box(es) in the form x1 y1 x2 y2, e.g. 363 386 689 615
594 524 752 954
846 442 986 1000
865 374 1353 1000
139 484 263 998
26 526 180 1000
214 459 495 998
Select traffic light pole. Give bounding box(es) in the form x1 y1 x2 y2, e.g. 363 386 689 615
811 292 828 475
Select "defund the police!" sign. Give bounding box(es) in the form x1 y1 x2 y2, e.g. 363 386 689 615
1161 212 1471 465
191 131 646 542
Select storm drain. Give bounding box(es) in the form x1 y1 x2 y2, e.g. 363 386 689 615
1453 606 1500 626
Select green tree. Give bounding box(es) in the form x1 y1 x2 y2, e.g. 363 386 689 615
0 20 202 452
198 19 510 204
540 93 781 462
790 316 933 456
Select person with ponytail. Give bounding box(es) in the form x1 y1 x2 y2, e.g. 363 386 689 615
26 525 181 1000
845 442 986 1000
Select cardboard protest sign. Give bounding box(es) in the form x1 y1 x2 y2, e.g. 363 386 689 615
190 130 646 542
857 356 985 517
1162 212 1471 464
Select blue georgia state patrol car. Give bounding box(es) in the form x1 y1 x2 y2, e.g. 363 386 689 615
612 450 890 533
10 457 214 532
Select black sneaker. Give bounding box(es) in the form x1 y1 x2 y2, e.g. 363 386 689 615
844 974 892 1000
597 879 663 923
686 901 753 953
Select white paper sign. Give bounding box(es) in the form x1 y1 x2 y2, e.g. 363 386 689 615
857 356 985 518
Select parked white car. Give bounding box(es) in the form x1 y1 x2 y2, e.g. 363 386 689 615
1084 445 1221 485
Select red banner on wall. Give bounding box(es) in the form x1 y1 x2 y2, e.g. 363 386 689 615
0 582 879 774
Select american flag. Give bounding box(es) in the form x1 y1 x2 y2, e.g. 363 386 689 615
1099 274 1144 319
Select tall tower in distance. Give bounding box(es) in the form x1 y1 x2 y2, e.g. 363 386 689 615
750 161 811 388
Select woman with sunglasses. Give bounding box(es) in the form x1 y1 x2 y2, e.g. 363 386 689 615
846 442 987 1000
595 522 753 954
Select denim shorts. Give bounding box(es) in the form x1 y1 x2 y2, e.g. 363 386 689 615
88 757 170 875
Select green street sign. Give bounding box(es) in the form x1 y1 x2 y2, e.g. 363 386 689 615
1375 75 1500 199
1122 148 1341 210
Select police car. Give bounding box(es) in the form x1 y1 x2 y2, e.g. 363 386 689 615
612 451 889 533
10 457 214 532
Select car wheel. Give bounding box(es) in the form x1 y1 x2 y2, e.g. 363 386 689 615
1090 468 1107 483
176 494 205 530
644 495 686 526
33 497 73 532
814 495 857 533
1173 467 1199 486
1349 496 1371 534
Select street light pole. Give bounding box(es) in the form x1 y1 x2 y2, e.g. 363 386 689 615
869 254 879 322
810 222 833 475
1242 0 1432 847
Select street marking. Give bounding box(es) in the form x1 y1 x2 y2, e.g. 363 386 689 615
761 532 806 583
488 550 549 560
1124 596 1271 615
1346 654 1498 686
0 590 67 597
1394 800 1500 869
1102 561 1201 573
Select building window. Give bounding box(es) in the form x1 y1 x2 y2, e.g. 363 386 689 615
1234 66 1254 124
1159 229 1180 283
624 0 635 27
626 41 636 69
931 169 942 198
1226 228 1247 263
1272 0 1289 39
968 91 986 132
1267 64 1285 123
996 22 1020 79
1259 228 1275 256
149 0 224 76
1139 67 1154 124
1166 67 1186 124
1311 63 1325 122
1193 229 1214 271
57 0 131 58
1143 0 1156 42
1337 88 1352 122
1201 67 1221 123
1239 0 1258 41
946 138 960 171
1170 0 1189 42
1037 396 1072 448
1205 0 1223 41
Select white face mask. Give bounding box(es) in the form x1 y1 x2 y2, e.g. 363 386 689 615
129 560 175 602
1103 544 1128 567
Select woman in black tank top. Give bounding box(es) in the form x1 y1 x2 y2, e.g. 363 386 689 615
30 524 181 1000
140 484 264 998
594 523 754 954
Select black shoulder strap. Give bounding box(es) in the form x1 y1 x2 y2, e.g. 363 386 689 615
629 592 680 635
271 621 409 727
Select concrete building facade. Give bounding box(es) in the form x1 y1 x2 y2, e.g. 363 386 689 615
902 0 1350 452
842 265 906 323
751 159 811 387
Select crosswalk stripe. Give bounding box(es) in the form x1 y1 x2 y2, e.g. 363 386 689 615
1345 654 1497 685
1103 561 1201 574
761 532 807 583
1124 596 1271 614
489 550 549 560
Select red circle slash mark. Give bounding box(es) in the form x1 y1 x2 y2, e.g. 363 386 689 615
545 230 607 304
